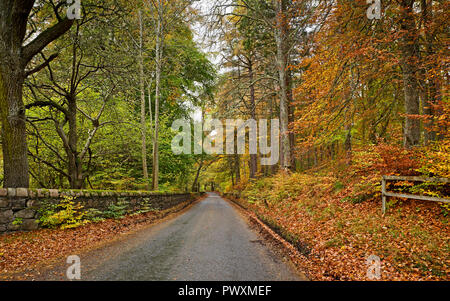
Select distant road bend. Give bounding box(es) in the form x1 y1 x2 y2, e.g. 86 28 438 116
40 193 304 281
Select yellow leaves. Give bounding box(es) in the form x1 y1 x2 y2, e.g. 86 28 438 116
39 196 89 230
418 141 450 178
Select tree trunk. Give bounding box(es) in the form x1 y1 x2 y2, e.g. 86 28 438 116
66 28 83 190
229 157 235 186
234 128 241 183
66 96 84 189
152 0 163 191
0 66 29 188
248 58 258 178
0 2 30 188
345 124 352 159
192 160 203 192
269 94 278 174
148 79 153 126
399 0 421 148
139 10 150 190
286 68 296 170
421 0 440 144
273 0 292 171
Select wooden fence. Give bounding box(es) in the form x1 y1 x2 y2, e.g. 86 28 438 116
381 176 450 214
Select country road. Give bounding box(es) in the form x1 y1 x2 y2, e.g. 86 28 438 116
35 193 304 281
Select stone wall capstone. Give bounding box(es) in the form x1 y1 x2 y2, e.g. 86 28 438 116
0 188 197 234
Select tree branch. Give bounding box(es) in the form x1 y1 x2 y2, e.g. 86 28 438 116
21 18 74 64
25 53 59 77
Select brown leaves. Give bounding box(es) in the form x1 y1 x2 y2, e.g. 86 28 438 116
235 170 449 281
0 200 194 279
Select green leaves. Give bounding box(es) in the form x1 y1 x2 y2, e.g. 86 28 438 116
38 196 89 230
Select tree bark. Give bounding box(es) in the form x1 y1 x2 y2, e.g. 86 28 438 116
0 1 33 188
234 129 241 183
0 64 29 188
399 0 421 148
247 57 258 178
421 0 440 144
273 0 292 171
192 160 203 192
286 68 296 170
139 10 150 190
67 96 84 189
152 0 163 191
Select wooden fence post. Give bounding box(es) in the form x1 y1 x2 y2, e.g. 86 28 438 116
381 175 449 215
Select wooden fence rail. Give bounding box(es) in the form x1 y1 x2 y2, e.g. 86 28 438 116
382 176 450 214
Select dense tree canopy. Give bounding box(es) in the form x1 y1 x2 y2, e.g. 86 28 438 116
0 0 216 190
0 0 448 191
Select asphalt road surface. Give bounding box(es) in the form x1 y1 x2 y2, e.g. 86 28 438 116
39 193 303 281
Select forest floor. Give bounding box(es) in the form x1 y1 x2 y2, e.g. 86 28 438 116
0 196 204 280
227 165 449 281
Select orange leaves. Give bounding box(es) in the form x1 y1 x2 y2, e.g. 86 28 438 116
291 0 448 159
0 201 193 279
233 166 449 281
366 144 420 176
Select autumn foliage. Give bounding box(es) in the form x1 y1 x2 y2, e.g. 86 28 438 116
230 164 448 280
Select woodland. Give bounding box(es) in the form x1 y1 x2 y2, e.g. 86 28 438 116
0 0 448 280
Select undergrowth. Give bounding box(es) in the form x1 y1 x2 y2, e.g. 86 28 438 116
229 145 449 280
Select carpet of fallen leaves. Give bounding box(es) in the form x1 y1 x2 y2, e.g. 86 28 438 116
229 172 449 281
0 199 199 279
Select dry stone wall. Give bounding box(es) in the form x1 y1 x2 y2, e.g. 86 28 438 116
0 188 196 233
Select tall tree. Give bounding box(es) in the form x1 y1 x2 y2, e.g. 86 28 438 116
399 0 421 148
152 0 163 191
0 1 73 187
272 0 292 171
138 10 150 190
